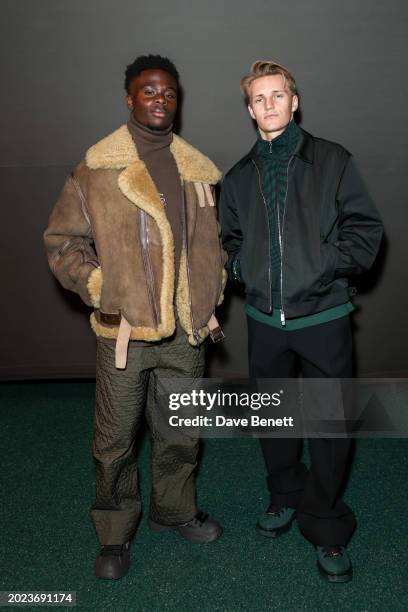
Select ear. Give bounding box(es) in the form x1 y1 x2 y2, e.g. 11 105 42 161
291 95 299 113
248 104 256 120
126 94 133 110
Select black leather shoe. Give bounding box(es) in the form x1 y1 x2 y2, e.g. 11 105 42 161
149 511 222 543
94 541 131 580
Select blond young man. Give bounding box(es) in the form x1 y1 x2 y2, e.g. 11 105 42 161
220 61 383 582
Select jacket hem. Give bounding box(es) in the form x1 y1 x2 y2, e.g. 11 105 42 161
246 289 351 318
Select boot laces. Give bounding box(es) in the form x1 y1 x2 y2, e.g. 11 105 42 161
323 545 343 558
266 504 285 517
192 511 209 526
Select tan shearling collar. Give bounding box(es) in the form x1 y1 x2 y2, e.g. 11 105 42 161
85 124 221 185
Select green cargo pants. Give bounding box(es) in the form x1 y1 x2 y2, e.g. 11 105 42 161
90 334 205 545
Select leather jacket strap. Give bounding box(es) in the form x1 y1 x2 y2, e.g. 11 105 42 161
115 316 132 369
207 314 225 343
100 311 121 325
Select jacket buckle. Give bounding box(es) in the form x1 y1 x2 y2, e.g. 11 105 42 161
209 326 225 343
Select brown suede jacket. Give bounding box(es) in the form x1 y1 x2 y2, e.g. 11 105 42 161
44 124 227 347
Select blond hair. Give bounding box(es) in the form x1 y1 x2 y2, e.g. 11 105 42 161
240 60 298 103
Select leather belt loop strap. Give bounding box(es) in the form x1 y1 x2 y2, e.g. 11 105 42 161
100 311 121 325
203 183 215 207
115 315 132 369
207 314 225 343
194 182 206 208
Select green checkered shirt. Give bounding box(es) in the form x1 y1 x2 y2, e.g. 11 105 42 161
255 119 300 308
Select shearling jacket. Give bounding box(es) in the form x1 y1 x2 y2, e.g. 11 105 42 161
44 125 227 348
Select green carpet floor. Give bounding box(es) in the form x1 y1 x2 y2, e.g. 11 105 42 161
1 382 407 611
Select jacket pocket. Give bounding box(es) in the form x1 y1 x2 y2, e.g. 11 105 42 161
320 241 339 285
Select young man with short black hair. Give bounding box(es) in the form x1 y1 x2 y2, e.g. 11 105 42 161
45 54 226 579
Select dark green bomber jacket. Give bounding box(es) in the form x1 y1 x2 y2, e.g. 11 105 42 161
219 127 384 319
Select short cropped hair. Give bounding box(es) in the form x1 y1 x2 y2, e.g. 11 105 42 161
240 60 297 103
124 54 180 93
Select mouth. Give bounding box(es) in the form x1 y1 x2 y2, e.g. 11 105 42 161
151 109 167 118
264 113 279 119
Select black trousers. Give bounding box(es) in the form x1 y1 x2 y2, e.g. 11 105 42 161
248 315 356 546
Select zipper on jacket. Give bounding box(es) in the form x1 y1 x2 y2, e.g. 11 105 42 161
51 239 72 273
70 175 92 231
251 159 272 313
276 155 294 326
181 184 200 343
140 210 159 327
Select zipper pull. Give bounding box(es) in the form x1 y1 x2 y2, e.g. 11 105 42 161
269 141 273 154
280 309 286 327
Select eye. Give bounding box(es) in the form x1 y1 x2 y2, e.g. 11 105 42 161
144 88 155 96
166 91 176 100
254 98 262 104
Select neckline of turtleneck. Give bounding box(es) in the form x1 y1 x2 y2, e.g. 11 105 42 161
127 113 173 153
256 119 299 158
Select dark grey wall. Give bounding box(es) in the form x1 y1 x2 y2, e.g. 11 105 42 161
1 0 407 379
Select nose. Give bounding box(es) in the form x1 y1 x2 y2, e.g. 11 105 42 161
154 93 166 106
265 96 275 110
